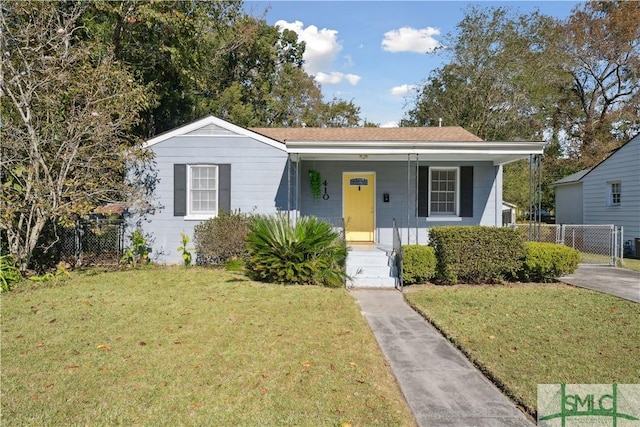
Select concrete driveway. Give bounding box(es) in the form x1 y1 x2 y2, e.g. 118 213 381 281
559 265 640 303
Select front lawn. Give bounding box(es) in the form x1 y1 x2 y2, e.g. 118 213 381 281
405 284 640 417
1 268 415 426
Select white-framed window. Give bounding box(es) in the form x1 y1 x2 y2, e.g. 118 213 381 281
188 165 218 217
429 167 459 216
608 181 621 206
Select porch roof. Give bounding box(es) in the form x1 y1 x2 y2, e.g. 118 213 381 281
251 127 545 165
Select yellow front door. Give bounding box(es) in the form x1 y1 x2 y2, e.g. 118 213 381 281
343 172 375 242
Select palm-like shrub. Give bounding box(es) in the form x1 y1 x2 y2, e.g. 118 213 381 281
245 214 347 287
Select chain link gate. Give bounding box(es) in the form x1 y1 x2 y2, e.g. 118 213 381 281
511 224 623 266
561 225 623 266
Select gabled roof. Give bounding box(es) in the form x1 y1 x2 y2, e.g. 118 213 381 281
144 115 545 165
144 115 285 150
551 133 639 185
551 169 590 186
250 126 483 142
579 132 639 181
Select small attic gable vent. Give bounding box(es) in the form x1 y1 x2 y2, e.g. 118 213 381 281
186 123 238 136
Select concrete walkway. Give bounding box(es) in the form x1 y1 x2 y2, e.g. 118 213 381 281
352 290 534 427
560 265 640 303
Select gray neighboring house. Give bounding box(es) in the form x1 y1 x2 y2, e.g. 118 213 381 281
141 115 544 264
553 133 640 254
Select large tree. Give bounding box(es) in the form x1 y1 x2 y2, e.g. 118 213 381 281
402 7 568 141
559 0 640 165
83 0 252 136
84 1 361 133
1 1 152 271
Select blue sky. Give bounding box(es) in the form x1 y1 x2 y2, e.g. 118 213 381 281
245 1 583 127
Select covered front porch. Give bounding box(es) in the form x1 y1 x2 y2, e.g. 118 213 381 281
254 126 545 247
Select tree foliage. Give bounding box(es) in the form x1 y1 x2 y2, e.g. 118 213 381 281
559 0 640 165
83 1 361 134
402 7 567 141
1 1 153 270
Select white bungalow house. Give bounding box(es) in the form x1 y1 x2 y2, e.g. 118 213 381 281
140 115 544 284
553 133 640 256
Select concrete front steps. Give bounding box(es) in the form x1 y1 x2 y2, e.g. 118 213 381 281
346 244 397 288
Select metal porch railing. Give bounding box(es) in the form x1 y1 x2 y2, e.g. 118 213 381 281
392 218 403 291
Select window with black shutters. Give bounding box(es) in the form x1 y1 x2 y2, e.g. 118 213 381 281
174 164 231 218
418 166 473 218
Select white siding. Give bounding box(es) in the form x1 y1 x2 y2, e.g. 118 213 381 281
555 183 584 224
582 135 640 249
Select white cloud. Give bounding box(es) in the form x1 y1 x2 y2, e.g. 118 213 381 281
381 121 399 128
390 84 418 96
315 72 361 85
344 74 361 85
275 20 341 75
381 26 441 53
342 54 355 68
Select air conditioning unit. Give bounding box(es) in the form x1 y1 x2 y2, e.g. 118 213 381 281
635 238 640 258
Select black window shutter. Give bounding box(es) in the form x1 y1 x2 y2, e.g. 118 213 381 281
218 164 231 214
418 166 429 217
174 164 187 216
460 166 473 217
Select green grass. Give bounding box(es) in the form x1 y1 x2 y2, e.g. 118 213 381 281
621 257 640 272
405 284 640 417
578 252 640 271
1 268 415 426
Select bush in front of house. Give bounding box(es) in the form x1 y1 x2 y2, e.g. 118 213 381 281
519 242 580 282
401 245 436 285
245 214 347 288
429 226 526 285
193 210 250 266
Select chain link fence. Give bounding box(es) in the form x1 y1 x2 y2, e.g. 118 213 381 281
511 224 623 266
57 220 126 267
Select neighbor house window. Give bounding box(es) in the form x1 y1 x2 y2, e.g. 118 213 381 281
608 181 621 206
188 165 218 216
429 168 458 216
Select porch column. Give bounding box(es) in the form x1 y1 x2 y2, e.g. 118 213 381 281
287 154 291 217
296 155 301 220
407 154 411 244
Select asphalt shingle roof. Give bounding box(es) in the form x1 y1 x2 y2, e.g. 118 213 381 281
250 126 484 143
551 169 590 186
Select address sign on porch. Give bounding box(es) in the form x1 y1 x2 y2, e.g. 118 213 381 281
349 178 369 186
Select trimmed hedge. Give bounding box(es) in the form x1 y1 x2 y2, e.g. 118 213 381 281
429 226 526 285
519 242 580 282
401 245 436 285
